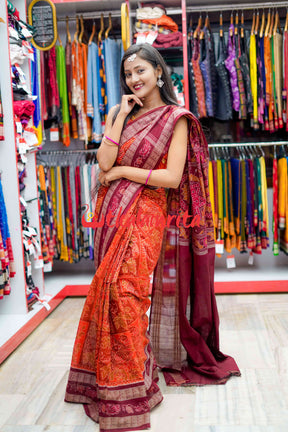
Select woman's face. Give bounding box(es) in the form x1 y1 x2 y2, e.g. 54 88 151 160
123 54 160 100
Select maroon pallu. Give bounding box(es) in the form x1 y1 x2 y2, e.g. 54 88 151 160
149 110 241 385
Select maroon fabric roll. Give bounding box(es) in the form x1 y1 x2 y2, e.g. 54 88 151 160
152 31 183 48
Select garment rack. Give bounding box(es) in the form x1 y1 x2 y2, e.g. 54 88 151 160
37 149 97 155
187 1 288 13
208 141 288 148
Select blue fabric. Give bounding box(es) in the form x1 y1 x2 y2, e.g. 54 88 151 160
0 177 9 248
230 158 240 219
88 42 102 143
31 47 41 128
104 38 121 111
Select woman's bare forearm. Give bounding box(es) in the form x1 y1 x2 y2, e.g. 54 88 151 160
97 112 126 171
121 166 183 189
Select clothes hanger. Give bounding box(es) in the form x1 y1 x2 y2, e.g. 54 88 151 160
229 11 234 37
285 8 288 32
264 8 271 37
79 15 84 43
273 10 282 36
241 11 244 38
219 11 223 38
269 9 275 38
234 11 239 36
66 16 71 44
251 10 255 35
200 12 210 39
193 13 202 39
74 15 79 42
105 13 112 39
57 19 62 46
98 13 104 42
259 10 265 38
254 10 260 36
89 20 96 45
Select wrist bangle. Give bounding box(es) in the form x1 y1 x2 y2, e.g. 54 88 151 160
104 135 119 146
145 169 152 185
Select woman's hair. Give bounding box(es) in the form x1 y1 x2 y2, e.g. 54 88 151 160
113 43 178 123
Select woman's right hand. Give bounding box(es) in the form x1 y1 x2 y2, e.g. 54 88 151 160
119 94 143 116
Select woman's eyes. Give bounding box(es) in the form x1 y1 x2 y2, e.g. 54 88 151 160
125 69 145 78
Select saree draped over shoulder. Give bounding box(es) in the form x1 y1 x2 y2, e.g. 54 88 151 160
65 105 240 432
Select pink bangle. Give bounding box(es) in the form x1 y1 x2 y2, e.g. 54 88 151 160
104 135 119 146
145 169 152 185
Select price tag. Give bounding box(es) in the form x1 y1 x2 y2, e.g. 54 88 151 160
28 227 37 236
146 31 158 45
34 257 44 269
23 129 39 147
44 261 52 272
215 240 224 254
9 27 19 40
17 137 28 154
16 122 22 134
226 254 236 269
248 251 254 265
136 33 146 44
21 27 33 39
20 196 27 208
50 127 59 141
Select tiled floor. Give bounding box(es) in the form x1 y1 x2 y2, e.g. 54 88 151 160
0 294 288 432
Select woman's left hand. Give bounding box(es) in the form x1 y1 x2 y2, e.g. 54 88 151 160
99 166 124 187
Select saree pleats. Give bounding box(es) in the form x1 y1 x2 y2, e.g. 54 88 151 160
66 189 166 431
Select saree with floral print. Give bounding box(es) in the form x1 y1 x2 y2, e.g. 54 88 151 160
65 105 240 432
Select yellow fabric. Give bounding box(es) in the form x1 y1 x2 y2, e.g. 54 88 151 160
250 34 258 127
208 161 215 225
217 160 223 239
278 157 287 228
121 2 130 51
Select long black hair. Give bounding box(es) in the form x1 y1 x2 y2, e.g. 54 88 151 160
113 43 178 124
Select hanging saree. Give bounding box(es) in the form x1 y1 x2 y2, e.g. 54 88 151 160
65 105 240 432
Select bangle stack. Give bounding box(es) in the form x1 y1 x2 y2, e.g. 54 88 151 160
104 135 119 146
145 169 152 185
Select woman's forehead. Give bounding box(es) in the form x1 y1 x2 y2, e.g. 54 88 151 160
123 54 151 70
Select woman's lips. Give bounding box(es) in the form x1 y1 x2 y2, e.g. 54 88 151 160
134 84 143 90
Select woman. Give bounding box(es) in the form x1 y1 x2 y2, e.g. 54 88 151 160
65 44 240 432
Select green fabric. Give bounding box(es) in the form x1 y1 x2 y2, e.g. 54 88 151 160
56 45 70 137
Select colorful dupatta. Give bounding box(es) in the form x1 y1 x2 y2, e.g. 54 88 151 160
65 105 240 432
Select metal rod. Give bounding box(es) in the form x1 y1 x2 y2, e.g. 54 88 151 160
56 7 183 21
208 141 288 148
37 149 98 154
187 1 288 13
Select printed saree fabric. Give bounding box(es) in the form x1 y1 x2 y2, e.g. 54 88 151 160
65 105 240 432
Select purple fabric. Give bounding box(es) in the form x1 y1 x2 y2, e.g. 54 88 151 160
225 25 240 112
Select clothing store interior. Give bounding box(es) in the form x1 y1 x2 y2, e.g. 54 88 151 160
0 0 288 431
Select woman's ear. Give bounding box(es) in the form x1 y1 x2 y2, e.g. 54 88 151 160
156 65 163 76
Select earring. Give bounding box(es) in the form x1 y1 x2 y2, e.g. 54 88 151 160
157 75 164 88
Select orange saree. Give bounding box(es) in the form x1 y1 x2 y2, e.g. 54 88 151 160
65 105 240 432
